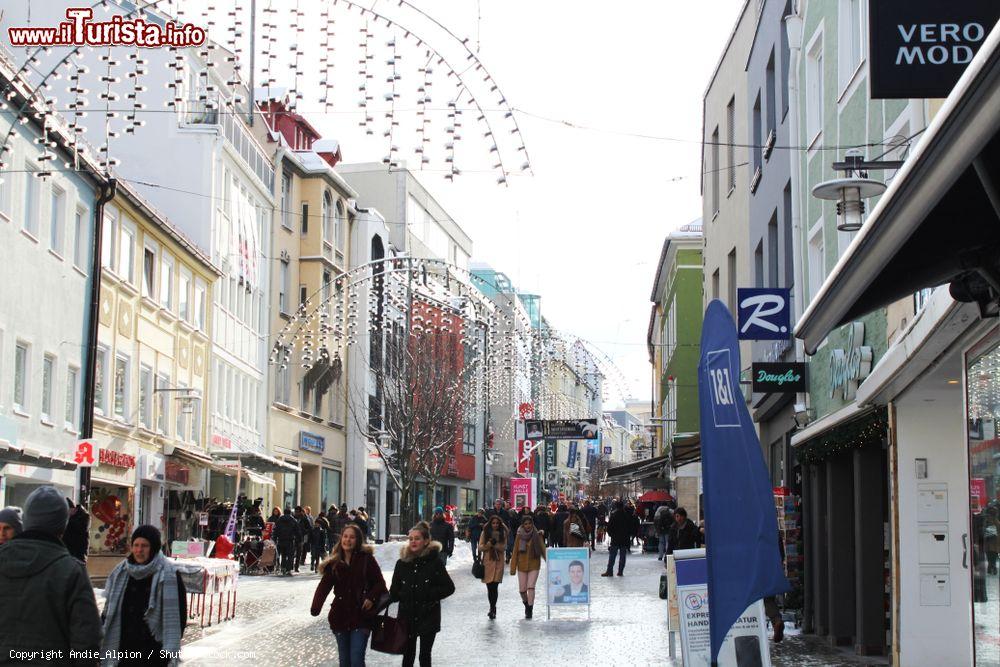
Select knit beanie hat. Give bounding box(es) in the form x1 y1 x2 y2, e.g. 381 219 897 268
0 507 23 534
22 486 69 536
131 524 162 555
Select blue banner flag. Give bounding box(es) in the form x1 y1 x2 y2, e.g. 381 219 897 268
698 300 789 664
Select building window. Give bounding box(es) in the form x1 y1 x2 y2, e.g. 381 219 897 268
808 220 825 302
914 287 933 313
191 391 202 445
783 182 794 288
322 192 334 260
142 244 156 298
726 96 736 192
711 269 720 301
14 342 29 412
176 382 188 440
754 241 764 288
0 159 11 219
65 365 79 430
806 32 824 144
321 468 342 509
23 164 39 237
727 248 737 314
179 268 192 322
279 258 290 314
194 279 207 330
765 50 777 137
275 347 290 404
751 93 763 177
41 354 54 422
322 271 332 313
281 171 292 229
335 200 346 257
49 186 65 254
768 212 779 288
301 202 309 235
73 207 88 271
710 127 720 215
113 353 130 420
838 0 865 93
94 344 109 415
780 10 791 116
118 221 135 283
101 207 116 269
463 423 476 455
139 365 153 429
160 253 174 310
156 372 170 435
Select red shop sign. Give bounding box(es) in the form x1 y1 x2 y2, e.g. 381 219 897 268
99 448 136 469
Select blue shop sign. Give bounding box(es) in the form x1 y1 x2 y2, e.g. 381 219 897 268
737 288 791 340
300 431 325 454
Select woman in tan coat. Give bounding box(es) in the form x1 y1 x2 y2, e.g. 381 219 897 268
563 508 591 548
509 515 547 619
478 515 508 619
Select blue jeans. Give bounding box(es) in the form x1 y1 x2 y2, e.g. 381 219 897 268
658 534 668 558
606 545 627 574
334 628 370 667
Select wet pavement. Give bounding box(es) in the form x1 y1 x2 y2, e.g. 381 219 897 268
177 542 890 666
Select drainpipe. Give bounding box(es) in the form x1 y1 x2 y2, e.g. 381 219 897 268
785 5 807 389
79 177 118 510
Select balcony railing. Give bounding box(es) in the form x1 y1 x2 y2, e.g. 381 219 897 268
220 102 275 193
181 98 218 125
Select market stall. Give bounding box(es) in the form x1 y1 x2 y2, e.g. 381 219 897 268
172 556 240 628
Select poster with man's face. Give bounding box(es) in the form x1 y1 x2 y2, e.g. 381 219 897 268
547 547 591 605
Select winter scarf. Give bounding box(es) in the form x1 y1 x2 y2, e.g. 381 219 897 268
101 552 181 666
516 525 544 555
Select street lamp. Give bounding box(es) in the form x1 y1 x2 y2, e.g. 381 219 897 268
811 177 886 232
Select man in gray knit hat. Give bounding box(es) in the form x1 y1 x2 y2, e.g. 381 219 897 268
0 486 102 664
0 506 22 545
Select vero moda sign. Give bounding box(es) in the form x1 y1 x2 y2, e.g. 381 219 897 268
870 0 1000 99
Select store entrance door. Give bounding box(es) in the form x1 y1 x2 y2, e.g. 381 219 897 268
966 333 1000 666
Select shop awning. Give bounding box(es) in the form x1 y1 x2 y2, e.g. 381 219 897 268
211 449 301 474
0 439 77 471
671 433 701 468
795 22 1000 355
165 443 215 467
602 453 670 485
211 460 277 488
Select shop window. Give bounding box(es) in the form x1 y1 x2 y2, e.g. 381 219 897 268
321 468 342 511
13 341 29 412
88 486 132 555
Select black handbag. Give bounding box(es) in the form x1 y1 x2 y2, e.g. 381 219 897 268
471 556 485 579
371 608 409 655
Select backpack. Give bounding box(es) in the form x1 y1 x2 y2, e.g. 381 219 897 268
656 510 673 532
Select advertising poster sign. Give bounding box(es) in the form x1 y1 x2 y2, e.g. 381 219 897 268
547 547 591 606
510 477 534 510
567 441 578 468
517 439 538 474
675 551 772 667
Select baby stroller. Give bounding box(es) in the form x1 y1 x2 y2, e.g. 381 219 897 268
238 536 264 575
259 539 278 574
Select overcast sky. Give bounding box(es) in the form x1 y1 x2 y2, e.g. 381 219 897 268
304 0 745 405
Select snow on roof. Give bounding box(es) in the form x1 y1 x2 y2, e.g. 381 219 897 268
313 139 340 154
254 86 288 102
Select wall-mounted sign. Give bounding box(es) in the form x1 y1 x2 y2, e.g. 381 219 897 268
510 477 534 510
99 448 136 469
567 441 579 468
869 1 1000 98
525 419 599 440
165 461 190 485
299 431 325 454
73 440 96 467
544 441 557 468
737 288 791 340
751 362 807 393
830 322 873 401
212 434 232 449
603 445 613 456
517 440 538 474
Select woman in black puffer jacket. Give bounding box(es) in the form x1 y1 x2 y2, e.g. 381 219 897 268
389 521 455 667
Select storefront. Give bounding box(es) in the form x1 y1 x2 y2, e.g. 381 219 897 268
88 446 138 578
0 442 77 508
794 22 1000 666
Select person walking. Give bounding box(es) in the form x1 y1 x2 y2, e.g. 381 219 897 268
582 500 599 551
332 504 351 545
531 505 551 541
509 515 546 619
64 498 90 564
563 508 591 549
602 501 631 577
551 504 569 548
354 507 371 543
467 509 486 561
311 524 387 667
390 522 456 667
101 525 186 666
311 513 331 572
244 507 265 539
654 505 674 560
428 508 455 566
478 515 508 620
0 506 22 545
666 507 702 554
295 506 313 573
0 487 102 664
273 507 300 575
268 507 282 525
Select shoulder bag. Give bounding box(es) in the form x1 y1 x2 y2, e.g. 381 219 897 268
371 608 409 655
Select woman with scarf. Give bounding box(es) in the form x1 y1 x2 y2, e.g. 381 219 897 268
311 523 387 666
101 526 186 666
509 515 546 619
563 508 591 549
477 514 509 619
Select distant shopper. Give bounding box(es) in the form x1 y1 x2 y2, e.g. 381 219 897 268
467 509 486 561
244 507 265 538
654 505 674 560
551 504 569 548
390 522 456 667
0 506 23 545
63 498 90 564
311 513 331 572
667 507 702 554
478 515 508 620
531 505 552 540
563 508 591 549
311 524 387 667
101 525 186 666
428 508 455 566
268 507 282 525
509 515 546 619
582 500 599 551
602 501 631 577
0 486 102 664
295 506 313 573
273 507 300 575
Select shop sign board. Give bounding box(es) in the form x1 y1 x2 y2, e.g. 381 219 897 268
99 448 136 469
751 362 807 393
544 440 557 468
165 461 190 485
510 477 534 510
737 288 791 340
211 434 232 449
73 440 96 467
675 552 772 667
299 431 325 454
567 441 578 468
525 419 599 440
830 322 873 401
517 439 538 474
869 0 1000 98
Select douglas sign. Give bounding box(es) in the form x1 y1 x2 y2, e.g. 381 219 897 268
870 0 1000 98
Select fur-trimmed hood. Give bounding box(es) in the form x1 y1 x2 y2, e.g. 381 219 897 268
398 540 442 562
319 543 375 574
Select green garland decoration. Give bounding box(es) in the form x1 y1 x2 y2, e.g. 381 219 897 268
796 407 889 466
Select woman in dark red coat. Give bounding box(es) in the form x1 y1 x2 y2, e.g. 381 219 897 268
311 524 387 667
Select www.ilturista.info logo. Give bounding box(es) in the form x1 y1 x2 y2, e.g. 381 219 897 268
7 8 206 48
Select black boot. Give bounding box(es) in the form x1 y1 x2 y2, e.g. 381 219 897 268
526 604 533 619
488 605 496 620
